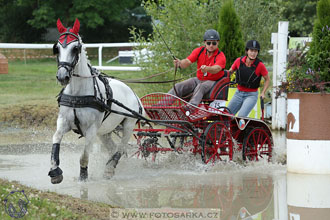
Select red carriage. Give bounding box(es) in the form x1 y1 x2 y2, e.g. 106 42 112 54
133 74 273 164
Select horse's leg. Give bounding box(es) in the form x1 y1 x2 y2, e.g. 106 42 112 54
79 125 98 181
99 133 117 179
104 119 136 179
99 132 117 156
49 119 70 184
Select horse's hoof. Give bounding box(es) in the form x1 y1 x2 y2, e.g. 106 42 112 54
48 167 63 184
51 175 63 184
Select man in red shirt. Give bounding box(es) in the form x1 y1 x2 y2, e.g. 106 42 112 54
169 29 226 110
227 40 270 117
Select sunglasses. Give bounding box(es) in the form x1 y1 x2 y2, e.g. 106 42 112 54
206 41 217 46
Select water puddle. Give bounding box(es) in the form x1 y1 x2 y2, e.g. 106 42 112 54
1 128 329 219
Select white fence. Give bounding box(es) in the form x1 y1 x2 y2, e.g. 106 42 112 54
0 42 142 71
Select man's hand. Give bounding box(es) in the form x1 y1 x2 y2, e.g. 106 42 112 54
174 59 181 68
201 65 208 76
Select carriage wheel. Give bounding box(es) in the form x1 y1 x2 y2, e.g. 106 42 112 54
242 127 272 161
201 121 233 164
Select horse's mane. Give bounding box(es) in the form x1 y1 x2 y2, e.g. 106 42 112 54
78 36 91 66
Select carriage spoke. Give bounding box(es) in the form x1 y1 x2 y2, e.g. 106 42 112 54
243 128 273 162
202 122 233 164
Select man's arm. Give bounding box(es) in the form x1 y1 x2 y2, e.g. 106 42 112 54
228 68 234 75
200 65 222 74
174 58 192 69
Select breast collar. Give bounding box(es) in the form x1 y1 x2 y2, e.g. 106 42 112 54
57 66 113 114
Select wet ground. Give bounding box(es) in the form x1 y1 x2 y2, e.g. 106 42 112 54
1 127 329 219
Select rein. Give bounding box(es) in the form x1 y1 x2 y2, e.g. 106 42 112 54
100 68 185 84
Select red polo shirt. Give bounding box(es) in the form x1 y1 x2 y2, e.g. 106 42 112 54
231 56 268 92
187 46 226 81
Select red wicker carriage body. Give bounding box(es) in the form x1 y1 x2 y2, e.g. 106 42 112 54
133 70 272 164
133 91 273 164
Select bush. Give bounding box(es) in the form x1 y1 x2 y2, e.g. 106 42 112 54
217 0 245 69
308 0 330 82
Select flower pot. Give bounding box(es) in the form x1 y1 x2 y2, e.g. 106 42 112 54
287 92 330 174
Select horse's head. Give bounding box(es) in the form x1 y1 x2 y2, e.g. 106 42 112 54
54 18 82 86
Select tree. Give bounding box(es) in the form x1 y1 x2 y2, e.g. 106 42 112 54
280 0 317 37
0 0 45 43
0 0 151 43
234 0 281 59
308 0 330 82
130 0 223 92
217 0 244 69
20 0 136 29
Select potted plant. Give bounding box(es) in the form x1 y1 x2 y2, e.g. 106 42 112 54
278 0 330 174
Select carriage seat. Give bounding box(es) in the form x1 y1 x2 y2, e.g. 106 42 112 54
203 70 230 101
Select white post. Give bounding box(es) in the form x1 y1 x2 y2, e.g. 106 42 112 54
273 175 287 220
271 33 278 130
272 21 288 130
98 45 103 67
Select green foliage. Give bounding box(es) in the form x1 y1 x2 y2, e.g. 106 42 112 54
131 0 280 92
280 0 317 37
0 0 45 43
21 0 136 29
277 0 330 97
217 0 245 69
130 0 222 91
308 0 330 82
276 0 330 96
0 0 151 43
234 0 280 60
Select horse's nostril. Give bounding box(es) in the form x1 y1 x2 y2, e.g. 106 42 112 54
65 76 70 81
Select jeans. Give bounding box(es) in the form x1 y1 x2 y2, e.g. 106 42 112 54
227 90 258 117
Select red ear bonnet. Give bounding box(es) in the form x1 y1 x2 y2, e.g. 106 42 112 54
57 19 67 33
71 19 80 35
57 18 80 46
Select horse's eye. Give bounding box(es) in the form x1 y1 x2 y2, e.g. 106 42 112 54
53 43 59 55
73 46 80 54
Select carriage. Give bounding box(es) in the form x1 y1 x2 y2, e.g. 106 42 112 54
133 74 273 164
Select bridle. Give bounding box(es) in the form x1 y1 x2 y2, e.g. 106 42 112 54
53 30 82 78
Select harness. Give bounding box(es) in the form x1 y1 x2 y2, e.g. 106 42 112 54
236 56 262 89
57 66 113 136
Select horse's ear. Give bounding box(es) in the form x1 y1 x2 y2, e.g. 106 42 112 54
57 19 66 33
72 18 80 34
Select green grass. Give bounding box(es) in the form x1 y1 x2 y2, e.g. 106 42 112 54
0 179 112 220
0 59 157 108
0 60 59 107
0 59 172 127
